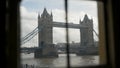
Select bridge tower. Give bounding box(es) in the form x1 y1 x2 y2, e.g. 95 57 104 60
35 8 58 58
80 14 94 47
77 14 98 55
38 8 53 46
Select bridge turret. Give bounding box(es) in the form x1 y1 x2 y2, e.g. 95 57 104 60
38 13 40 19
41 8 49 18
40 8 53 21
80 14 93 27
83 14 89 22
38 13 40 23
50 11 53 20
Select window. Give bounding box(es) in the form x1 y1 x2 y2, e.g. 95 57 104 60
20 0 106 68
5 0 116 67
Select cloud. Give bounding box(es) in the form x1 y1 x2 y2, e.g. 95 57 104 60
52 9 65 22
20 6 38 47
20 0 99 47
20 6 38 20
53 28 66 44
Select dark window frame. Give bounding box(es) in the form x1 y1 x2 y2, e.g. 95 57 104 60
5 0 119 68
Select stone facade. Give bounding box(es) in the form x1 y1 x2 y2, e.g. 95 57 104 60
35 8 58 58
80 14 94 47
76 14 98 56
34 44 58 58
38 8 53 46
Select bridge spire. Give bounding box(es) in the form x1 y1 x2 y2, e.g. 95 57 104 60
41 7 51 19
51 11 53 17
43 7 48 15
44 7 47 11
84 14 89 20
79 19 82 23
38 12 40 19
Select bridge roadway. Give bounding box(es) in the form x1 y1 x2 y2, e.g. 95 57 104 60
53 22 87 29
21 47 79 54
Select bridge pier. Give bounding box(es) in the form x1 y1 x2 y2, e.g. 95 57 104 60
76 45 99 56
34 44 58 58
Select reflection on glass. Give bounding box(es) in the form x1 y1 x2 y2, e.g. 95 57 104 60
20 0 99 68
68 0 99 67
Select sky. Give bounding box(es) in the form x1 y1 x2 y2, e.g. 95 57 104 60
20 0 99 47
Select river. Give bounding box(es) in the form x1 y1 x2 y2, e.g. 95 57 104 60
21 53 99 68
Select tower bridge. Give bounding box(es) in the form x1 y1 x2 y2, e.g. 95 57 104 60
34 8 97 58
21 8 98 58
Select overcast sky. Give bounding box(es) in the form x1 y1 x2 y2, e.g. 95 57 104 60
20 0 99 47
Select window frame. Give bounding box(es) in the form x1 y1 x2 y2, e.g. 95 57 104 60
5 0 117 68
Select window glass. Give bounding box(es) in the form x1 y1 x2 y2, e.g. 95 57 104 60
68 0 99 67
20 0 103 68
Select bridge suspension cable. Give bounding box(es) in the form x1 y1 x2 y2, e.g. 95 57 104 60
92 28 99 41
21 27 38 41
21 26 43 45
93 29 99 37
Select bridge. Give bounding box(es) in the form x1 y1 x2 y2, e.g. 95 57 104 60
21 47 79 54
21 41 98 55
21 8 99 58
53 22 87 28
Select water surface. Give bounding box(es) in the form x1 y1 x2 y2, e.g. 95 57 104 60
21 53 99 68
